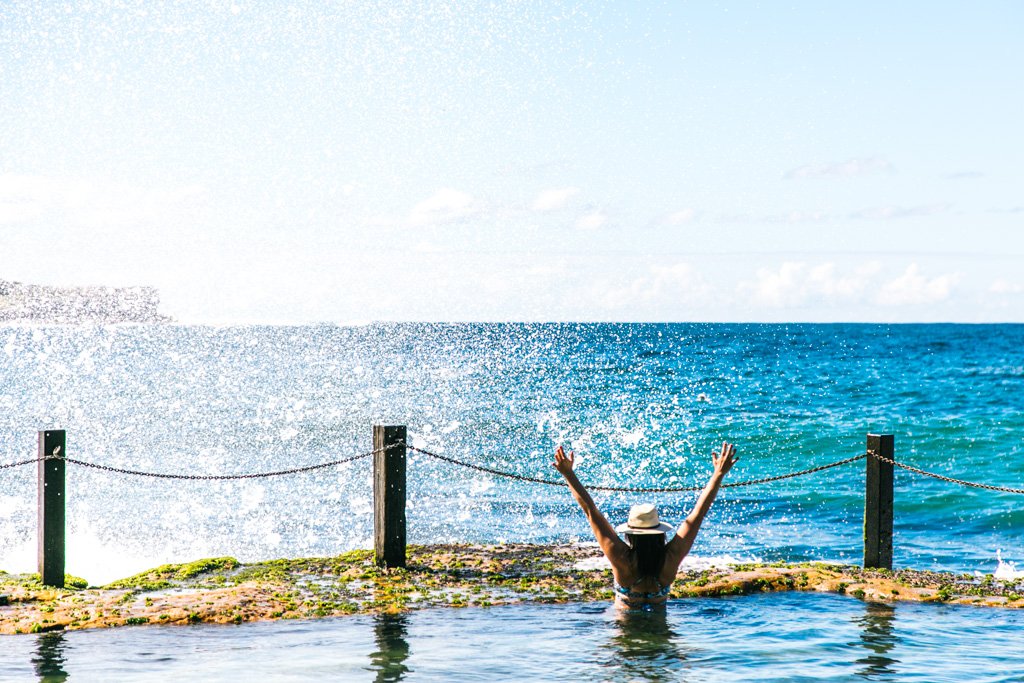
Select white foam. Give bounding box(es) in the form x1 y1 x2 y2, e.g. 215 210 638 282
572 553 758 572
681 553 759 571
994 549 1024 581
573 555 610 571
1 530 177 586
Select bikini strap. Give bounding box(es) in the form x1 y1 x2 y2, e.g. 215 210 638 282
614 577 671 600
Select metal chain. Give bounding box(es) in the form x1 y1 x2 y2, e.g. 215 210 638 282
407 445 866 492
410 445 683 491
868 450 1024 494
0 457 43 470
13 443 1021 494
722 452 867 488
55 449 380 480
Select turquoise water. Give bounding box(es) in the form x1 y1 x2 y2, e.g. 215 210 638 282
3 594 1024 681
1 323 1023 580
2 323 1023 680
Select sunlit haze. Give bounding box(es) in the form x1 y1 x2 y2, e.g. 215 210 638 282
2 1 1021 322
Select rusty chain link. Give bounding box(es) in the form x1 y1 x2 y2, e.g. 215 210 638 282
868 450 1024 494
407 445 867 492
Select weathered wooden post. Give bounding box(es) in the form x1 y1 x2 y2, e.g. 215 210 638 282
374 425 407 569
864 433 894 570
38 430 66 588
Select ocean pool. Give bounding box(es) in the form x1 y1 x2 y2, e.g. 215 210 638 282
3 593 1023 682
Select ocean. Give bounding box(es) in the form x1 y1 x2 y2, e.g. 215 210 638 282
1 323 1023 582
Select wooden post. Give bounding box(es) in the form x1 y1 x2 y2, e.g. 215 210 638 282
864 433 894 570
38 430 66 588
374 425 407 569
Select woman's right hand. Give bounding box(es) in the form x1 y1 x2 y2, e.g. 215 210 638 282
553 445 575 476
712 441 738 476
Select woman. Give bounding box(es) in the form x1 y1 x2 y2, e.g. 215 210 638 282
553 441 738 607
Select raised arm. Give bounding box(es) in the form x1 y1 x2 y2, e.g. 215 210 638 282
553 446 628 561
666 441 737 565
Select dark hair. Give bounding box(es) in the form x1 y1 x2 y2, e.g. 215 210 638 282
626 533 667 579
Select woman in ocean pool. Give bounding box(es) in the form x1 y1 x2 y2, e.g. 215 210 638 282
553 441 738 608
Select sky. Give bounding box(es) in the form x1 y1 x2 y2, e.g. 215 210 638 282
1 0 1021 323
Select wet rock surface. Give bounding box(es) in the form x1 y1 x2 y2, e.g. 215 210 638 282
2 544 1021 634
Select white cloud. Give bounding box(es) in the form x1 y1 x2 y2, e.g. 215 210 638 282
575 210 607 230
741 262 811 307
714 210 829 224
736 261 966 313
737 261 882 308
0 203 41 224
412 240 445 253
785 157 894 179
989 279 1023 295
806 262 882 299
665 208 696 225
875 264 959 306
0 173 207 227
602 263 713 310
531 187 579 212
0 173 54 200
775 211 828 224
850 204 949 220
407 188 476 226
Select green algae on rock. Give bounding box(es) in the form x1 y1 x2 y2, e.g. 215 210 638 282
2 544 1023 634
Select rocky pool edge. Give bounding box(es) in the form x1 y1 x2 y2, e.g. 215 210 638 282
2 543 1021 634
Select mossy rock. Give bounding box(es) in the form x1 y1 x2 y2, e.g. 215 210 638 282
105 557 240 590
64 575 89 590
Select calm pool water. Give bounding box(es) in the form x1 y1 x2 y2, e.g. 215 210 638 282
3 593 1023 682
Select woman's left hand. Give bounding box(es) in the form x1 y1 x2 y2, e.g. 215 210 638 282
553 445 575 476
712 441 738 476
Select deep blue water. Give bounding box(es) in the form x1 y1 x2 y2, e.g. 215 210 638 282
1 323 1023 581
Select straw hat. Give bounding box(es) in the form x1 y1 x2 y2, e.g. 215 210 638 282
615 503 674 535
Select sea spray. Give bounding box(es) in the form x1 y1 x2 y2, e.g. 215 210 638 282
995 549 1024 581
2 323 1023 577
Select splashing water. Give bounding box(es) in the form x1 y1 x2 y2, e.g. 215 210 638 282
1 323 1023 584
994 549 1024 581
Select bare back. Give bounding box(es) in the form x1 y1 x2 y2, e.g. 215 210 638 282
605 538 686 605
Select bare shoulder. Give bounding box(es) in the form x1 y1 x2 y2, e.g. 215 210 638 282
665 532 684 554
604 537 633 569
664 534 688 565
